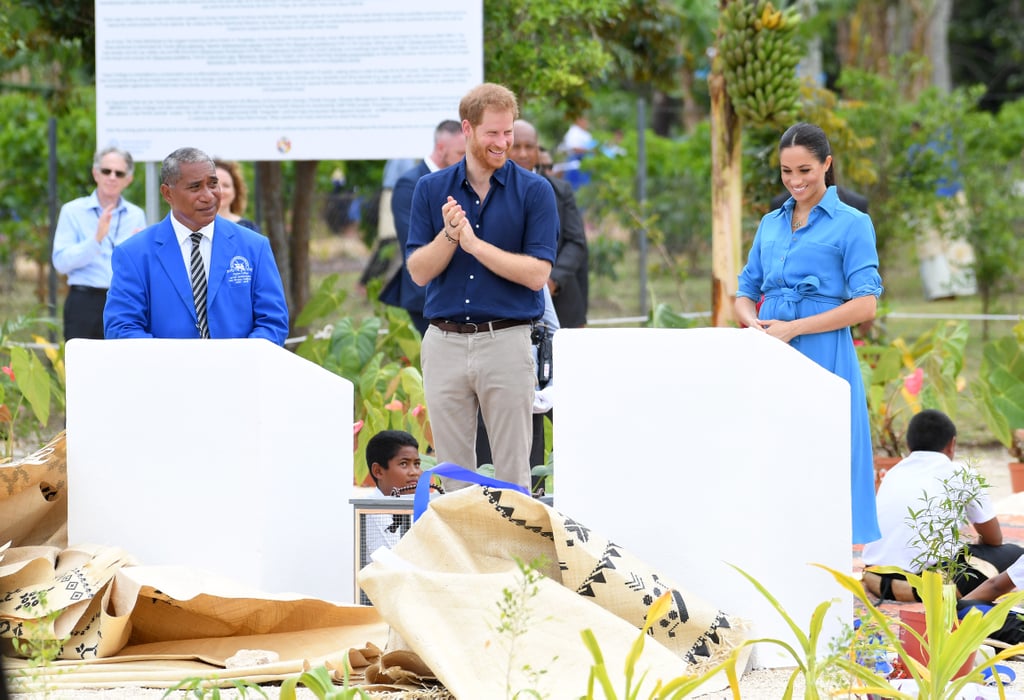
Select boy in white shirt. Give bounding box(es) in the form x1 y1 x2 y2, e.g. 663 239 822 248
363 430 423 557
862 409 1024 600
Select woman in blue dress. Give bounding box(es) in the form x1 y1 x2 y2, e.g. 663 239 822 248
734 123 883 544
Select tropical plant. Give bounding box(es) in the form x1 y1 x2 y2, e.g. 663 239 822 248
727 564 850 699
905 464 988 587
956 97 1024 324
836 67 977 265
294 274 431 485
483 0 622 117
9 589 69 697
858 320 968 457
279 662 370 700
162 677 268 699
0 315 64 461
648 303 701 329
587 234 627 285
825 565 1024 699
0 85 106 274
576 557 1024 700
576 122 713 270
580 590 742 700
974 319 1024 462
490 557 558 699
531 462 553 496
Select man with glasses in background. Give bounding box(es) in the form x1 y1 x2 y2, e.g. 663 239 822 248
53 146 147 341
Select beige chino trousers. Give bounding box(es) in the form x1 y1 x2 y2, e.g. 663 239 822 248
421 323 535 490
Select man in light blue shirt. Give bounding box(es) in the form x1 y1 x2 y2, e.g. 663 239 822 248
52 147 147 340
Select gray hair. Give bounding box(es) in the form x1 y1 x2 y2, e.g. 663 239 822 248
160 147 215 186
93 146 135 174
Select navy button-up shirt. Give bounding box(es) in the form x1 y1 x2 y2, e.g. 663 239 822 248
406 159 558 323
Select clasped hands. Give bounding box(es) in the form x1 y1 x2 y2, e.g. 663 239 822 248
441 196 477 250
737 310 795 343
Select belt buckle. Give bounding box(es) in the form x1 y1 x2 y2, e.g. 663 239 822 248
466 322 479 333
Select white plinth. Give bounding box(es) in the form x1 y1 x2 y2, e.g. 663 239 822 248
65 338 354 602
553 327 852 668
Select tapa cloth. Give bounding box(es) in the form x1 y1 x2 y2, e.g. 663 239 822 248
0 544 388 690
0 435 393 690
359 485 750 698
0 431 68 549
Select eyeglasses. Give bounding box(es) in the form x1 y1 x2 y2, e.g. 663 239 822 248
537 165 553 174
99 168 128 178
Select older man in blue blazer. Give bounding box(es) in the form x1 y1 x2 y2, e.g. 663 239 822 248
104 147 289 345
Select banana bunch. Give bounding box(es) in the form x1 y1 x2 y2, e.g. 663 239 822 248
718 0 803 125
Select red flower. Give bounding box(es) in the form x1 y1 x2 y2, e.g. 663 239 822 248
412 404 425 417
1 366 13 382
352 420 364 435
384 399 403 411
903 368 924 396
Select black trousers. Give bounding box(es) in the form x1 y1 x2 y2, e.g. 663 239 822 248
872 542 1024 601
64 286 108 341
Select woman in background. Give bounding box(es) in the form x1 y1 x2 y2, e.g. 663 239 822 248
214 159 258 231
734 122 883 544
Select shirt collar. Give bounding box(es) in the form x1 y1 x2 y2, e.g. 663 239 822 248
491 160 513 188
454 158 513 193
772 198 794 220
88 190 125 213
772 185 840 221
170 213 216 247
817 185 840 218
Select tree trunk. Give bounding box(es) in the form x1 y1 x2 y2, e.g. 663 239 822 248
289 161 318 335
708 11 742 328
841 0 950 98
902 0 952 94
837 0 891 78
928 0 953 92
256 162 292 320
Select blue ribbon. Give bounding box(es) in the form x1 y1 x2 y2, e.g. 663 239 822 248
413 462 530 520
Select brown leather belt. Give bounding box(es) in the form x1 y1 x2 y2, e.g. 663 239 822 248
430 319 531 334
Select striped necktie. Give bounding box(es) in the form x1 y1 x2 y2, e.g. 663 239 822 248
189 232 209 339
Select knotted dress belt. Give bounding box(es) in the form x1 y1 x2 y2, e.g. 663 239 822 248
430 319 531 334
762 276 841 321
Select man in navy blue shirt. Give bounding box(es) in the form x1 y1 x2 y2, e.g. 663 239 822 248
381 119 466 335
406 83 558 490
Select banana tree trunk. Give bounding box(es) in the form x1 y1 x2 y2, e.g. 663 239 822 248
709 44 743 328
